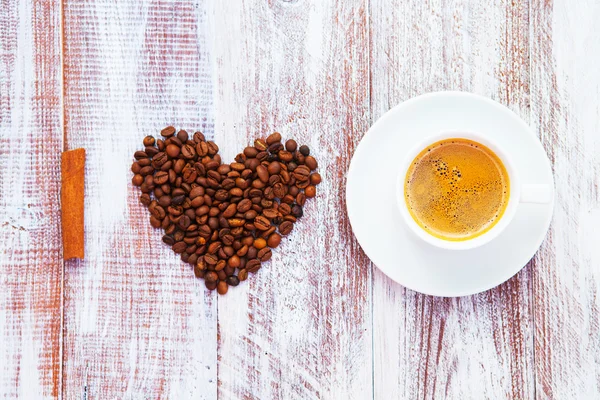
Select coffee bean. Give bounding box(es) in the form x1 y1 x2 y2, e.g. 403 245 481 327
162 235 175 245
177 129 189 142
161 126 176 138
205 271 218 284
172 241 187 253
291 205 303 218
182 144 196 159
246 259 261 273
299 145 310 156
217 280 228 294
267 233 281 248
143 136 155 146
254 215 271 230
285 139 297 152
256 165 269 183
193 131 205 143
268 142 284 153
132 174 144 186
134 150 148 160
257 247 272 261
205 280 217 290
278 221 293 235
266 132 281 145
305 156 318 170
254 139 267 151
153 170 168 185
278 151 293 162
226 276 240 286
305 185 316 198
166 144 180 158
310 172 321 185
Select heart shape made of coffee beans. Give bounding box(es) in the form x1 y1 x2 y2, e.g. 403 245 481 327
131 127 321 295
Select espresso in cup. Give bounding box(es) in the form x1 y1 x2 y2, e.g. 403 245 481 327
404 138 510 241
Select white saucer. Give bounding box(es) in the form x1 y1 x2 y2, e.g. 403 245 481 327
346 92 554 297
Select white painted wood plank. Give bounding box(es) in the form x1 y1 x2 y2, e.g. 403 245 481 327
531 0 600 398
61 1 217 398
212 1 373 399
370 0 534 399
0 0 63 398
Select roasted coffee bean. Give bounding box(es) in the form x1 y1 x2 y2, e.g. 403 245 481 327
257 247 272 261
132 174 144 186
140 193 151 206
294 165 310 181
205 280 217 290
143 136 156 146
172 241 187 253
253 238 267 250
279 203 291 216
305 156 318 170
217 280 228 294
267 233 281 248
182 144 196 159
177 129 189 142
131 162 141 174
134 150 148 160
254 139 267 151
268 142 284 153
291 205 303 218
310 172 322 185
278 150 293 162
279 221 293 235
305 185 317 198
226 276 240 287
152 152 168 168
299 145 310 156
254 216 271 231
162 235 175 245
246 259 261 273
238 268 249 281
194 262 205 278
193 131 205 143
263 208 279 219
256 165 269 183
266 132 281 145
145 146 159 157
161 126 176 138
153 170 168 185
205 271 218 283
285 139 297 152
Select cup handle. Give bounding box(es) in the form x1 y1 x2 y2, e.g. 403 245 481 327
520 184 553 204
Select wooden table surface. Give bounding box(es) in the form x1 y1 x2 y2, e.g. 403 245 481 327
1 0 599 399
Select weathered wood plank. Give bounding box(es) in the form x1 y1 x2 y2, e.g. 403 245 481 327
0 0 63 398
212 1 372 399
62 1 217 398
530 0 600 398
370 0 534 398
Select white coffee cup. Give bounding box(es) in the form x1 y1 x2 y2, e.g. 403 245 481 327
396 131 553 250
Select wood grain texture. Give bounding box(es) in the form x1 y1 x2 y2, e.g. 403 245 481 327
212 1 372 399
531 0 600 398
370 1 534 399
0 0 63 398
62 1 217 398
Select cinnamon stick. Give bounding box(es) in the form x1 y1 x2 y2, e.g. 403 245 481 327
61 148 85 260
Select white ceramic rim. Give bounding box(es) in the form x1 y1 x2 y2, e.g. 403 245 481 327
396 131 520 250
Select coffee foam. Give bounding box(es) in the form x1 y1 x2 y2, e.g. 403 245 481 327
405 139 510 241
